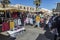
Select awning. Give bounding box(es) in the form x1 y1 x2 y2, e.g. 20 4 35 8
0 8 16 10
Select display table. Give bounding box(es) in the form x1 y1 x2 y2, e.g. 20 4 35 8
0 32 16 40
7 27 25 35
0 31 9 36
0 27 25 40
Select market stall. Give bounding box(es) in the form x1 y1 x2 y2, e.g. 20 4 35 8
0 7 25 39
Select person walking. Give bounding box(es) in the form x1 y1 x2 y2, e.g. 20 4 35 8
51 14 60 40
34 14 40 28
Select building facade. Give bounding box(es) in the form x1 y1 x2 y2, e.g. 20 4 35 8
52 3 60 14
8 4 36 12
0 3 52 14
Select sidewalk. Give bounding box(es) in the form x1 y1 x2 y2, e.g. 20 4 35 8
16 26 48 40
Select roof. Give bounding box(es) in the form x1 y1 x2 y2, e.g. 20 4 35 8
54 9 60 12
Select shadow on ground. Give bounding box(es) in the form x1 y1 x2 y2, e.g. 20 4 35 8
36 34 50 40
36 30 56 40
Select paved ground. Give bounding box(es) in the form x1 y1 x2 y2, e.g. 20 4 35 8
15 25 51 40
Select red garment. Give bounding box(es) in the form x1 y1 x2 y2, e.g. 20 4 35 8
2 22 9 32
12 12 18 18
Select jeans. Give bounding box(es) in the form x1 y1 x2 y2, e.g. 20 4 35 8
35 22 40 27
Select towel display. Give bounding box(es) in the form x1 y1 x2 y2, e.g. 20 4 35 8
2 22 9 32
10 21 14 30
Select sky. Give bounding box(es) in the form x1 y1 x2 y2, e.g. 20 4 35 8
10 0 60 10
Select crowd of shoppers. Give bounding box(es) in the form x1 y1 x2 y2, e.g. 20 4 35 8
22 12 47 30
0 10 60 40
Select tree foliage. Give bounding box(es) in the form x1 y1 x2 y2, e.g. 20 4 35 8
1 0 10 8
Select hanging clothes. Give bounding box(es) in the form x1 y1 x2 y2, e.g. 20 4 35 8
25 17 29 24
21 14 25 26
0 12 5 17
2 22 9 32
11 12 18 19
0 18 2 24
9 21 14 30
6 12 11 18
17 12 20 17
17 18 21 26
29 18 33 25
0 25 2 32
14 19 18 27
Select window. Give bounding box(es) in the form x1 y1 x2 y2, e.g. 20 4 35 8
27 7 29 10
24 7 26 9
20 6 22 9
32 8 34 10
30 8 31 10
30 8 34 11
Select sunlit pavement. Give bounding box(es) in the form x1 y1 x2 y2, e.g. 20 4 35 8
16 25 50 40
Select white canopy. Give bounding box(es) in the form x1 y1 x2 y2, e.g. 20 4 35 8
0 8 15 10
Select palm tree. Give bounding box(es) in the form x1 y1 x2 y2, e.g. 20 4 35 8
34 0 41 11
1 0 11 8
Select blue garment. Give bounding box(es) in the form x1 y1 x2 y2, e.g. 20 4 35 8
48 15 57 29
35 22 40 27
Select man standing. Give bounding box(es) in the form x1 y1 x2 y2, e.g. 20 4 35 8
51 14 60 40
35 14 40 28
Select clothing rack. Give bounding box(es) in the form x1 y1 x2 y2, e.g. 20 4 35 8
0 10 26 38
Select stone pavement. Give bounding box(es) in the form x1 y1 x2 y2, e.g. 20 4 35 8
15 25 50 40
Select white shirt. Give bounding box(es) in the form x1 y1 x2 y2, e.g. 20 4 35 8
17 19 21 25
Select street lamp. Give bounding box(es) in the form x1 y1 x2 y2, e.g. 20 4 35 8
34 0 41 11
